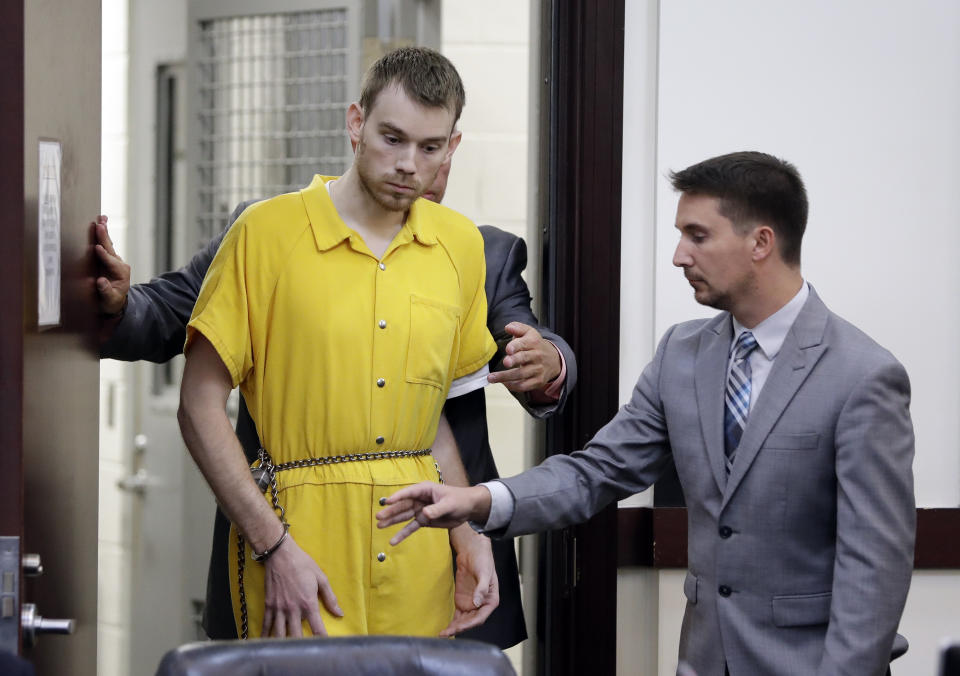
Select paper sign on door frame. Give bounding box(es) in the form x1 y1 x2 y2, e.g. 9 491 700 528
38 139 62 328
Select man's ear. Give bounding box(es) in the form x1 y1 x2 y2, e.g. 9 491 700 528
347 102 364 150
444 130 463 162
751 224 776 262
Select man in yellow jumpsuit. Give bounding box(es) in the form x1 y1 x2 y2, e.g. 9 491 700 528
178 47 498 639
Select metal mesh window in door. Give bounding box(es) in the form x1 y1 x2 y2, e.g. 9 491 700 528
195 10 351 241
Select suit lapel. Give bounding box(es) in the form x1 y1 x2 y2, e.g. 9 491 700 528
721 288 830 511
695 314 733 495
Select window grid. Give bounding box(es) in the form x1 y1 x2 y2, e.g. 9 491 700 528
196 10 352 240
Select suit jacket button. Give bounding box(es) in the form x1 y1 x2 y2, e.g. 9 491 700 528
718 585 732 597
719 526 732 538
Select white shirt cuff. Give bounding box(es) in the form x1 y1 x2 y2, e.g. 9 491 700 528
447 364 490 399
475 480 515 532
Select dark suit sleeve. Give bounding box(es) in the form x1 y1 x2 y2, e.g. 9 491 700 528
480 225 577 419
100 201 255 363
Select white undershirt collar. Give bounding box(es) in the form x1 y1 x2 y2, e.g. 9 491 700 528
731 281 809 361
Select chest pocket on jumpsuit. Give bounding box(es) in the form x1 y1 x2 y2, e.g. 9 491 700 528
405 294 460 389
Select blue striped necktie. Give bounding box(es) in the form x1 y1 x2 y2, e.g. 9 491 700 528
724 331 759 472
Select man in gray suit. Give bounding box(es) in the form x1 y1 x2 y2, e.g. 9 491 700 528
95 155 576 648
377 151 916 675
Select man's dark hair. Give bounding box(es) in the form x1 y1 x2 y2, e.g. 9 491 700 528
669 151 808 266
359 46 465 124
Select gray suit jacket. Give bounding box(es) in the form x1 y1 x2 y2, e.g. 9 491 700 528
497 287 915 676
102 200 577 648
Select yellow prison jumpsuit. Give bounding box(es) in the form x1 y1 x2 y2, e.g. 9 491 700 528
185 175 496 638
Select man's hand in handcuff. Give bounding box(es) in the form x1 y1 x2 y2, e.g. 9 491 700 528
442 525 499 637
262 535 344 637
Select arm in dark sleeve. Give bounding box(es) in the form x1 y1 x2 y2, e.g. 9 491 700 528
480 225 577 419
100 200 257 363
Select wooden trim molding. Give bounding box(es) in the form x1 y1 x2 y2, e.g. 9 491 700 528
618 507 960 569
912 509 960 568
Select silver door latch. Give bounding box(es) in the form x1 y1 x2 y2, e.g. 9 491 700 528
1 540 76 651
21 602 74 648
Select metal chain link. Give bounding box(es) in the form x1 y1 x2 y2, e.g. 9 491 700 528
236 446 433 639
236 532 249 639
270 448 434 472
259 447 288 526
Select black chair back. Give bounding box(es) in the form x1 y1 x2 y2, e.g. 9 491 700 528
155 636 516 676
940 640 960 676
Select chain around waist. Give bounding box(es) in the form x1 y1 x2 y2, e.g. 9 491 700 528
251 448 435 491
264 448 433 473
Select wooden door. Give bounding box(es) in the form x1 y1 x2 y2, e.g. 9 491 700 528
0 0 101 673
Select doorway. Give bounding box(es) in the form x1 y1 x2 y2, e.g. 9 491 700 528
99 2 545 674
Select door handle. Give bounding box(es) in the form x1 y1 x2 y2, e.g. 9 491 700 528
22 553 43 577
21 603 74 648
116 468 161 495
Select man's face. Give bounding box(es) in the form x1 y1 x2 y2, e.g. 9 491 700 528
350 84 458 212
672 193 758 311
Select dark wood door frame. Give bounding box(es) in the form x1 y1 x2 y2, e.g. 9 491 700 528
0 14 26 667
538 1 625 674
0 0 25 546
0 1 24 657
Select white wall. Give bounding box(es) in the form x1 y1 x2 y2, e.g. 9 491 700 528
616 1 661 671
98 0 132 672
654 0 960 507
618 1 960 674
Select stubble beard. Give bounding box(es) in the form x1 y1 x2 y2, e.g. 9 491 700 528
355 139 422 213
685 273 728 311
697 288 732 312
693 268 755 314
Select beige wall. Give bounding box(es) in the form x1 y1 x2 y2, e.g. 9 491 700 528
100 0 191 672
440 2 532 477
440 2 534 672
